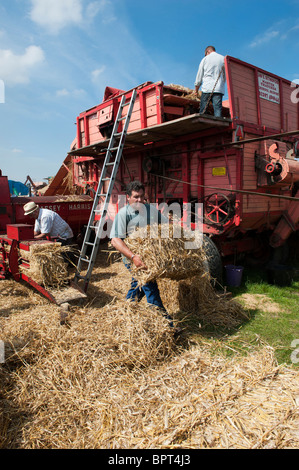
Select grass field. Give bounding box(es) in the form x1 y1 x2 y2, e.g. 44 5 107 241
193 263 299 366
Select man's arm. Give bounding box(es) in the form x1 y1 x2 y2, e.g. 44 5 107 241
194 58 204 93
34 232 50 240
111 237 146 269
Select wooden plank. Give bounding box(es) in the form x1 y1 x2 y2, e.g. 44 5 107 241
69 114 231 157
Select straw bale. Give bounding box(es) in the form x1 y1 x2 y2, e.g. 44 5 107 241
19 243 73 289
159 276 249 330
125 223 207 285
167 84 201 101
124 224 248 329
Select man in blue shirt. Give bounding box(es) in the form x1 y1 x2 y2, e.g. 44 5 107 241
110 181 176 329
194 45 226 117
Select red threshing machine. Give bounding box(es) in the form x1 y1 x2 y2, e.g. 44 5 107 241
1 55 299 296
49 56 299 279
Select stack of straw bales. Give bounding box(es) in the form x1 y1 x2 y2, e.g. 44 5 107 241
125 224 248 329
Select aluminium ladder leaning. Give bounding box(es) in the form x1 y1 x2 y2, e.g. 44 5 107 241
74 88 137 292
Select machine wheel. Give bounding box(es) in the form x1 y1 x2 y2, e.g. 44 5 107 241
202 235 223 287
204 193 232 225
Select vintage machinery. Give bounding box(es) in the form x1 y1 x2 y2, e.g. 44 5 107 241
1 55 299 295
46 56 299 265
0 170 92 302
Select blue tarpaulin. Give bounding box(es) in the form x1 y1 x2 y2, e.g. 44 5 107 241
8 180 30 196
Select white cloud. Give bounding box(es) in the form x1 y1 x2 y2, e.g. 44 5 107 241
249 30 280 48
56 88 70 97
29 0 110 33
55 88 86 98
91 66 106 82
30 0 83 33
86 2 103 22
0 45 45 85
281 22 299 40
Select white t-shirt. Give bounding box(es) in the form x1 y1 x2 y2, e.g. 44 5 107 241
34 208 73 239
195 51 226 94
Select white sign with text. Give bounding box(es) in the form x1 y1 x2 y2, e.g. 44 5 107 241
258 72 280 104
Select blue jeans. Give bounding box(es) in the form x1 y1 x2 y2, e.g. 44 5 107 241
200 92 223 117
125 264 174 327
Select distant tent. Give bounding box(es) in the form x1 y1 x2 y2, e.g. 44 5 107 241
8 180 30 196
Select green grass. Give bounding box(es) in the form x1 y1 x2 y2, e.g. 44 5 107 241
233 265 299 365
191 264 299 366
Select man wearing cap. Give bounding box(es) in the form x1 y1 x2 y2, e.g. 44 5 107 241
23 202 74 245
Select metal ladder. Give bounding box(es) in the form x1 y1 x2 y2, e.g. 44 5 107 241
74 88 137 292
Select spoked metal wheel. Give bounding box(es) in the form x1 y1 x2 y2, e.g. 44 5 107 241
204 193 232 225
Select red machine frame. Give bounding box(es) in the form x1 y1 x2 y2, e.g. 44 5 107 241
61 56 299 259
1 56 299 299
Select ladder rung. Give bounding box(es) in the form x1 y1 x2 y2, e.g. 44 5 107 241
79 258 90 263
84 242 94 246
102 177 110 181
105 162 115 166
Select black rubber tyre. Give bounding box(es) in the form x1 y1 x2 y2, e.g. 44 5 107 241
202 235 223 287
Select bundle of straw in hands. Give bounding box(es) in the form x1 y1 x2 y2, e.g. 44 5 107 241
125 223 207 286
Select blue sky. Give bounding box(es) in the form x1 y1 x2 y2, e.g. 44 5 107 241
1 0 299 183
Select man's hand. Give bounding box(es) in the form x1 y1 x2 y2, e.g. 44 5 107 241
132 254 147 270
34 232 49 240
111 237 147 270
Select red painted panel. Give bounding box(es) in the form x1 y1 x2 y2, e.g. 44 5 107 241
226 56 299 132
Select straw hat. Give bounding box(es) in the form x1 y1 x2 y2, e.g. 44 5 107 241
23 201 39 216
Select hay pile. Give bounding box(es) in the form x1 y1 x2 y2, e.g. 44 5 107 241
20 243 73 288
54 195 88 202
1 249 298 449
167 84 201 101
159 277 249 330
0 283 298 448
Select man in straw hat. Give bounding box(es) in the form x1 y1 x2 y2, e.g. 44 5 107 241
23 201 74 245
110 181 180 333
